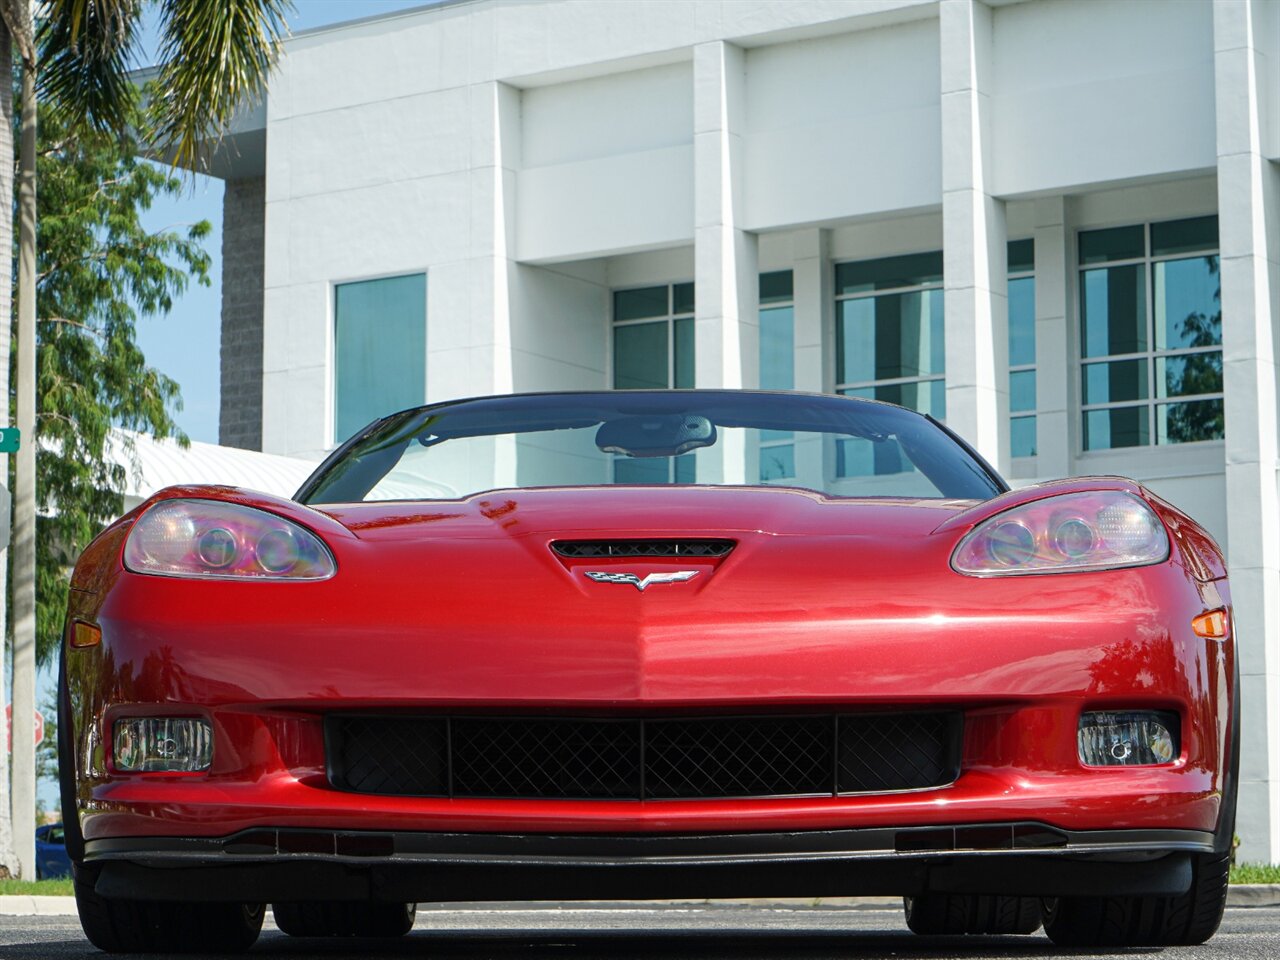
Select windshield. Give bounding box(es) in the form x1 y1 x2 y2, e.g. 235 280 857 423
298 391 1003 504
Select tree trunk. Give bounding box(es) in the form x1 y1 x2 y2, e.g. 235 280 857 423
0 17 17 881
10 41 37 880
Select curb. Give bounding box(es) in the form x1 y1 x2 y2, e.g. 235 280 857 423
2 888 1278 918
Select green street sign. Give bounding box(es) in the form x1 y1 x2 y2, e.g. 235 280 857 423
0 428 19 454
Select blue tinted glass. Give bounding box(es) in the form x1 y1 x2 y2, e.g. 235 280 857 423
837 290 944 383
614 457 670 483
615 286 668 321
674 453 697 483
1083 359 1148 405
760 306 794 391
835 252 943 295
759 443 795 481
1011 415 1036 458
1155 256 1221 350
334 274 427 443
1010 370 1036 413
672 282 695 316
1081 264 1146 358
841 380 944 419
674 317 695 388
1151 216 1218 257
1084 406 1149 450
614 322 668 389
1157 399 1224 444
1079 225 1144 264
1158 352 1223 398
1007 239 1035 274
759 271 794 305
1008 276 1036 367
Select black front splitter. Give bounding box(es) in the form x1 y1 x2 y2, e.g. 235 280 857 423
83 822 1211 903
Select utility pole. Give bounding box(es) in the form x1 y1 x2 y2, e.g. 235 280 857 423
10 31 37 879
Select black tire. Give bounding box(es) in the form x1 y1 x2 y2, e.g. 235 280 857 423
904 893 1042 935
74 862 263 954
1042 851 1230 947
272 900 417 937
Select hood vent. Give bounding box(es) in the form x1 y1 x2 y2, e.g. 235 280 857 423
552 539 735 559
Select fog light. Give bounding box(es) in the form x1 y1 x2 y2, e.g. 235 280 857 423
114 718 213 772
1078 711 1179 767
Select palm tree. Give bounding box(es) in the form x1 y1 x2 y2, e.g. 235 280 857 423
0 0 291 881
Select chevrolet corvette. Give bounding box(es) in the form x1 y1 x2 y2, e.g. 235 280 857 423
60 390 1237 951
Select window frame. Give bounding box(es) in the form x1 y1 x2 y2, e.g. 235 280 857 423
331 270 428 448
1007 242 1036 459
758 270 796 482
610 281 695 391
1076 220 1222 452
832 252 945 419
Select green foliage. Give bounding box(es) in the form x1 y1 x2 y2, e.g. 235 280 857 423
0 877 75 895
1230 863 1280 885
39 0 292 173
18 91 211 666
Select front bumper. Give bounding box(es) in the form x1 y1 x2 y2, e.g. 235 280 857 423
84 823 1212 902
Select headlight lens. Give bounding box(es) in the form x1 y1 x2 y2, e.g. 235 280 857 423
951 491 1168 576
124 499 336 580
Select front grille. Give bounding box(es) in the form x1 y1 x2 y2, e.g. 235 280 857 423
326 712 962 800
551 539 735 559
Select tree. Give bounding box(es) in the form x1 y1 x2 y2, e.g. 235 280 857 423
1 0 290 879
31 91 213 666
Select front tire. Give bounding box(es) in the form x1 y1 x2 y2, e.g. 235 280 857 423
904 894 1042 935
1042 851 1229 947
74 863 263 954
272 900 417 937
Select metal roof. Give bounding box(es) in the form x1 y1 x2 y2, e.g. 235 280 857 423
109 430 320 505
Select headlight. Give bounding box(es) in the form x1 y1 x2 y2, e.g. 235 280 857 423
124 499 336 580
951 491 1168 576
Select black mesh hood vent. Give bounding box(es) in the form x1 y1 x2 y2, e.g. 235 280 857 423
552 539 735 559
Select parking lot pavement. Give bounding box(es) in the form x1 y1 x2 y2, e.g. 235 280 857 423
1 903 1279 959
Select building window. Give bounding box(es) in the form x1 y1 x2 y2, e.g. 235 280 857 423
612 282 695 481
759 270 794 482
612 282 695 390
334 273 426 444
1078 216 1222 450
1008 239 1036 458
835 251 943 476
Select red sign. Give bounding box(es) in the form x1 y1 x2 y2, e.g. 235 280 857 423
3 704 44 750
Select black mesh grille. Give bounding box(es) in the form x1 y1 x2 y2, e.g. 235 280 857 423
551 539 735 559
327 712 961 800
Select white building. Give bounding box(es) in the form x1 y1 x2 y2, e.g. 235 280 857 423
200 0 1280 862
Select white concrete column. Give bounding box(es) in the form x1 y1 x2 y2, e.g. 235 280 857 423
1032 197 1073 481
941 0 1009 475
792 228 831 396
694 40 758 483
693 39 759 391
1215 0 1280 865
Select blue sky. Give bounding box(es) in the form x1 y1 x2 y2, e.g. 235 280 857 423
134 1 433 444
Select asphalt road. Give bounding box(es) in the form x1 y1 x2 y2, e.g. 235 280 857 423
2 902 1279 959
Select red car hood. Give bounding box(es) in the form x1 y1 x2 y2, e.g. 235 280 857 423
80 478 1206 709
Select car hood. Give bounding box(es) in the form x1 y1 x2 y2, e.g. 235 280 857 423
316 486 978 543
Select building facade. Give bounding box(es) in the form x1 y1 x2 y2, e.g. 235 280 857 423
205 0 1280 861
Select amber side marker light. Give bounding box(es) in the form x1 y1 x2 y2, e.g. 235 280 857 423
70 621 102 648
1191 609 1228 640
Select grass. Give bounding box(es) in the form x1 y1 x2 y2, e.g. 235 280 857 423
0 877 74 896
1231 863 1280 885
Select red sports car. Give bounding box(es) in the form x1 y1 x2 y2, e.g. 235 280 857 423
60 390 1237 952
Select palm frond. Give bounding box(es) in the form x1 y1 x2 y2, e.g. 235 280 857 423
152 0 291 172
37 0 143 135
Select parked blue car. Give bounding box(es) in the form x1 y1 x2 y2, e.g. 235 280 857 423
35 823 71 879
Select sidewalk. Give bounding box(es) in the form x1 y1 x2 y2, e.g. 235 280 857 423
4 889 1280 917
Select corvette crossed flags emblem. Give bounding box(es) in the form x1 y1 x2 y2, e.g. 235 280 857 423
584 570 699 592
